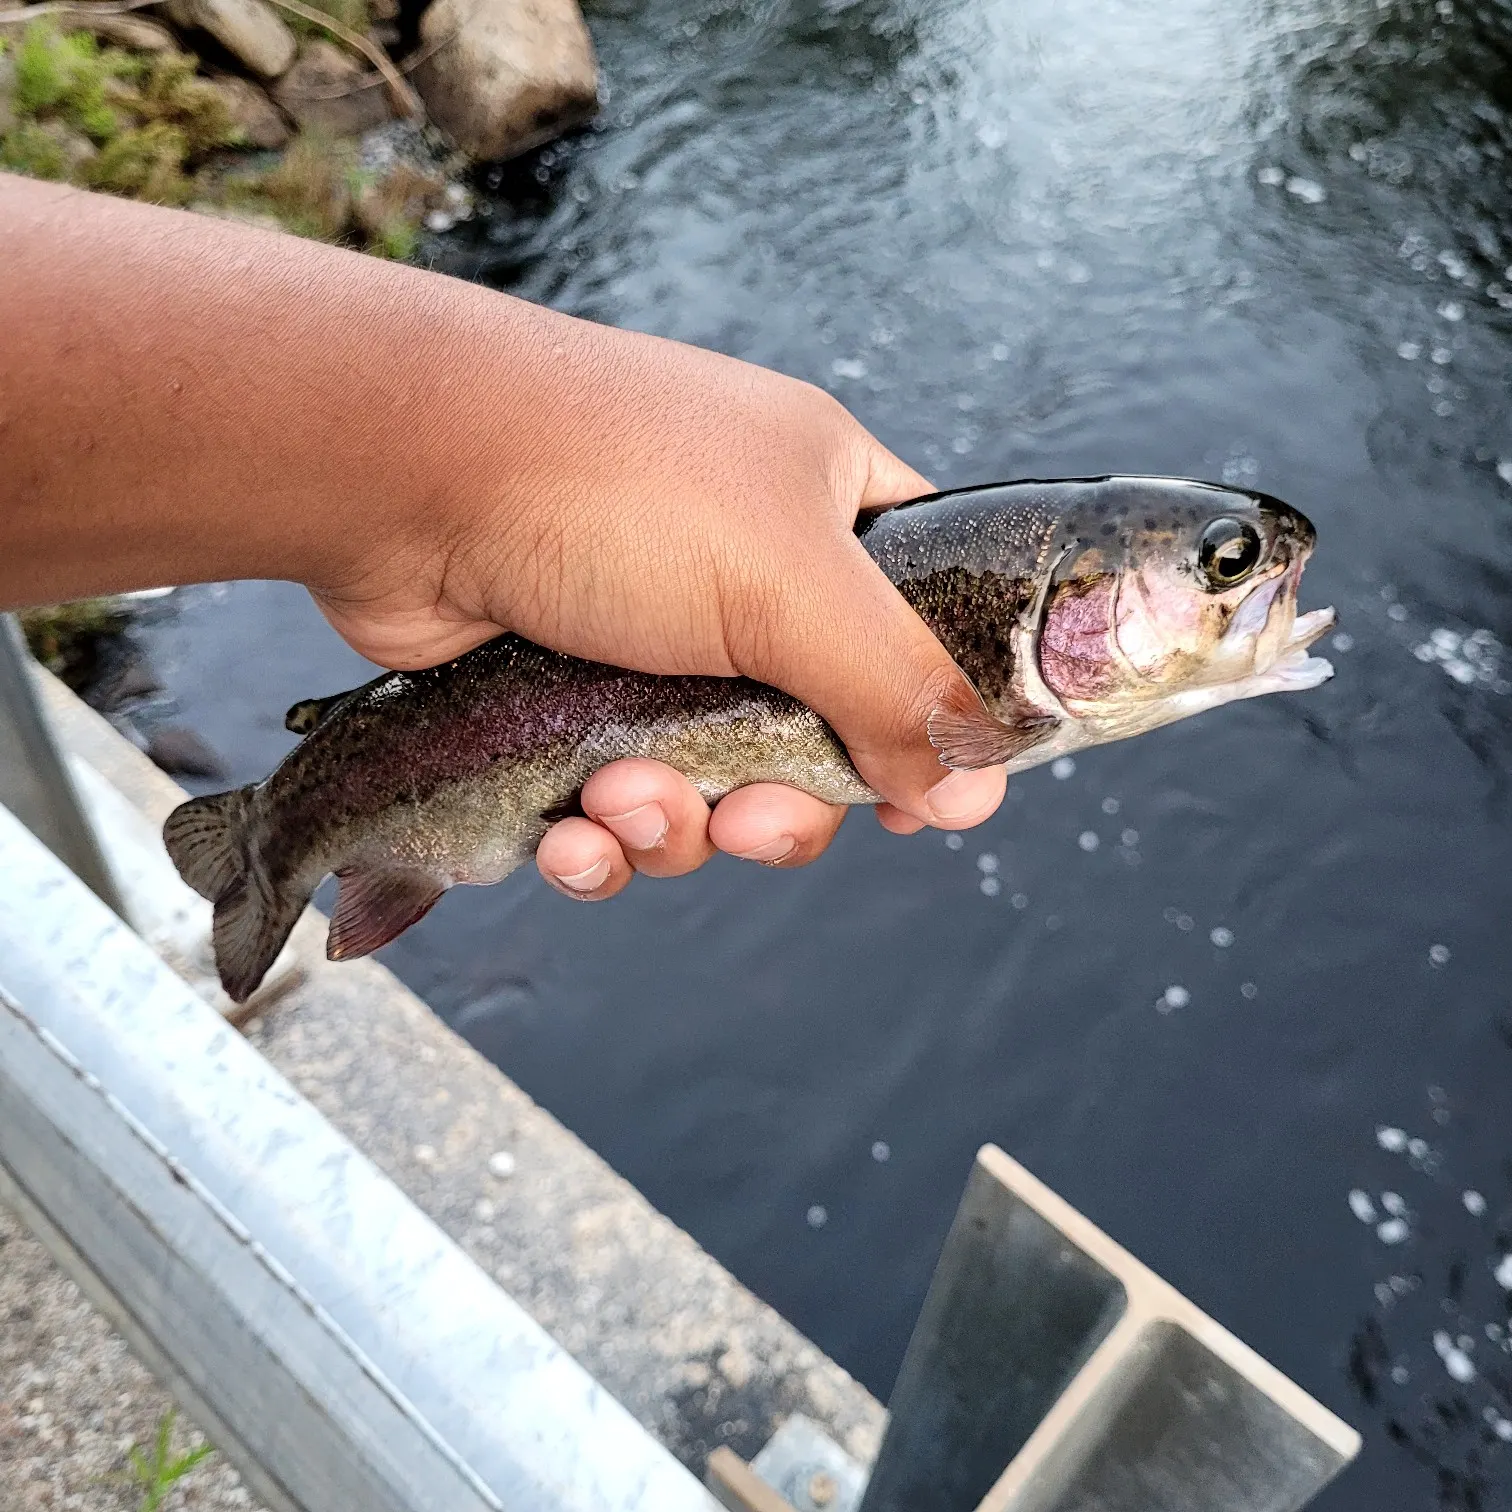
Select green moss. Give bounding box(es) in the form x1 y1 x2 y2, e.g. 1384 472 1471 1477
131 51 236 153
367 215 418 260
0 119 71 178
86 122 192 204
13 23 129 142
257 129 355 239
19 599 129 681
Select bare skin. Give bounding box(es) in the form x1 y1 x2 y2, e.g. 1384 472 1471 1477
0 175 1007 899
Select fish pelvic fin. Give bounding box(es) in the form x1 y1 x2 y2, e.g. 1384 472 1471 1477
328 866 447 962
163 787 256 901
164 787 309 1002
928 682 1057 770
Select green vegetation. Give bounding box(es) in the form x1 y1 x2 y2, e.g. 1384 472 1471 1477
104 1408 217 1512
0 19 446 257
285 0 372 41
19 598 130 683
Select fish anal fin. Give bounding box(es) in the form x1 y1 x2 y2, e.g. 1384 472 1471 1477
285 691 352 736
328 866 447 961
928 683 1057 770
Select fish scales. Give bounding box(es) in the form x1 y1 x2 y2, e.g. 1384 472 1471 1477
164 476 1337 1001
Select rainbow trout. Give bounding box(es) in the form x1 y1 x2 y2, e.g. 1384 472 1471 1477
164 476 1336 1001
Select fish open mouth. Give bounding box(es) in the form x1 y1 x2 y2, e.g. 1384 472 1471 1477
1230 561 1337 694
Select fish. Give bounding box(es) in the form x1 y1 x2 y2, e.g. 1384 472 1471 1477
163 475 1337 1002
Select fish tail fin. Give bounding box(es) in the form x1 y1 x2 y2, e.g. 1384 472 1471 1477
163 787 307 1003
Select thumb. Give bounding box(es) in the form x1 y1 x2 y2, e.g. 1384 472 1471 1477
730 460 1008 827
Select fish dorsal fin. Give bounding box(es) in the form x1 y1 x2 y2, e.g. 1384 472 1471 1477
928 682 1057 770
285 691 352 736
328 867 447 961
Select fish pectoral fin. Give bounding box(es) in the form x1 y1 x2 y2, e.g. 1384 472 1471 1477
285 691 352 736
928 684 1057 770
328 866 448 961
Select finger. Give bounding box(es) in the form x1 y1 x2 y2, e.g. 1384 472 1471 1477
729 530 1008 829
854 440 936 516
875 803 926 835
536 817 634 900
707 784 847 866
579 758 716 878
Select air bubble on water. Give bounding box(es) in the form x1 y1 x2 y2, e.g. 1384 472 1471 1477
1011 892 1029 909
1078 831 1100 852
1434 1330 1476 1382
488 1150 517 1179
1432 629 1461 652
831 357 868 380
1348 1189 1377 1224
1407 1136 1429 1160
1210 926 1235 948
1176 914 1194 932
1437 299 1465 321
871 1141 891 1163
980 876 1001 897
1159 985 1191 1012
1414 643 1437 663
1377 1217 1410 1245
1045 914 1063 931
1121 828 1140 847
1497 459 1512 485
952 435 975 455
1377 1126 1409 1152
1332 632 1354 652
1429 943 1450 966
1051 757 1076 780
1433 400 1455 417
1463 1190 1487 1216
1285 177 1326 203
990 342 1010 361
977 853 999 874
1426 374 1447 394
807 1204 828 1229
1163 906 1180 922
1438 250 1469 279
1382 1191 1407 1217
945 833 964 850
1494 1417 1512 1443
1494 1253 1512 1290
1101 796 1120 815
1387 603 1408 622
1390 1364 1410 1385
1240 982 1258 999
1257 165 1284 186
1397 340 1421 360
1431 347 1453 365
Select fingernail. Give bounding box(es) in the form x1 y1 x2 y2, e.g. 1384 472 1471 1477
926 768 998 824
598 802 668 852
552 857 612 895
735 834 797 865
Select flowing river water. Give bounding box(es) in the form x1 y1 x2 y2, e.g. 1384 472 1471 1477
139 1 1512 1505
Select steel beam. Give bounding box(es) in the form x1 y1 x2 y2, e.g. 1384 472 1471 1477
0 800 724 1512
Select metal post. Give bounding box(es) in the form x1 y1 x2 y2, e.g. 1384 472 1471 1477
0 612 126 915
713 1150 1360 1512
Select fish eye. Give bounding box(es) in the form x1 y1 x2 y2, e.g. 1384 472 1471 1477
1198 517 1262 588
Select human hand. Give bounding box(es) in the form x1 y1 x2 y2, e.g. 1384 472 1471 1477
306 308 1006 898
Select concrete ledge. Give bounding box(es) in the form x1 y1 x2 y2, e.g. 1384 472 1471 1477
28 669 887 1473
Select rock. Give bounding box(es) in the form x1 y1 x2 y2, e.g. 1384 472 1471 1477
146 726 228 779
206 73 290 149
165 0 296 79
59 14 179 51
412 0 598 163
272 39 393 137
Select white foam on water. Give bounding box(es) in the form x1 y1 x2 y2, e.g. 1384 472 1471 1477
1175 914 1194 932
1390 1364 1410 1386
945 833 964 850
1348 1189 1377 1224
871 1141 891 1163
1286 176 1326 203
1434 1330 1476 1383
1159 985 1190 1012
1257 165 1284 186
1437 299 1465 321
1210 926 1234 948
1377 1218 1410 1245
1010 892 1028 910
487 1150 517 1179
1494 1253 1512 1290
806 1205 828 1230
980 876 1001 897
1239 982 1258 999
1078 831 1100 852
1463 1190 1487 1216
1121 828 1139 847
1397 340 1421 360
1430 944 1451 966
1376 1126 1408 1152
976 852 999 873
1407 1136 1429 1160
1332 632 1354 652
1051 756 1076 780
1101 796 1120 815
1498 459 1512 485
1382 1192 1407 1217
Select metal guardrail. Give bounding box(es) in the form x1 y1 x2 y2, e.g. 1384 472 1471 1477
0 801 725 1512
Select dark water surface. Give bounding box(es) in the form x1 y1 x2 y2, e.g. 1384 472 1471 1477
145 1 1512 1505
